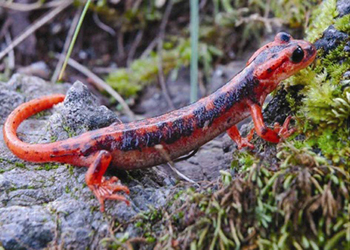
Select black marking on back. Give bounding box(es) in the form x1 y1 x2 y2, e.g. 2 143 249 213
120 131 141 151
81 135 116 156
81 67 261 153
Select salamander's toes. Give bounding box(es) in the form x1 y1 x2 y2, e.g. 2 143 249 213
88 177 130 212
236 136 255 150
274 116 296 139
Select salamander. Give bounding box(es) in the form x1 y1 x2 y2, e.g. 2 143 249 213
3 33 316 211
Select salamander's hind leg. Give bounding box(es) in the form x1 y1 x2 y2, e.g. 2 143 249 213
227 125 255 149
85 150 130 212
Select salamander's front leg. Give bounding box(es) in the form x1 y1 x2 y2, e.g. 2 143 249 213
248 102 296 143
227 125 255 149
85 150 130 212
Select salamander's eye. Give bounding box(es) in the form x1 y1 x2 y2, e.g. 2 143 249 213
290 46 304 63
275 32 291 43
279 32 291 42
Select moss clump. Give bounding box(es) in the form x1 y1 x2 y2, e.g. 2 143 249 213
306 0 339 42
334 14 350 33
284 10 350 165
104 145 349 249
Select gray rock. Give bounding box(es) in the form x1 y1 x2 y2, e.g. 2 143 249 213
337 0 350 17
44 81 121 142
0 74 234 249
314 25 349 54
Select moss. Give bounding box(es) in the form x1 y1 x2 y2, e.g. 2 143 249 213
35 163 60 171
334 14 350 33
14 162 27 169
62 125 76 138
107 146 349 249
306 0 339 42
50 135 58 143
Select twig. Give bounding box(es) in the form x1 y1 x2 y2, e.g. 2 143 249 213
0 18 12 41
92 66 118 74
55 55 135 121
157 0 175 109
235 14 282 30
131 0 143 12
167 162 199 186
140 36 159 59
0 0 66 12
127 29 144 66
93 13 116 36
5 33 15 70
117 30 125 59
199 0 208 9
155 144 199 186
0 0 72 61
51 6 82 83
174 148 198 162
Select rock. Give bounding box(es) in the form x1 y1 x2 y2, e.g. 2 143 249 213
45 81 121 142
0 74 233 249
337 0 350 17
0 206 55 250
314 25 349 54
17 61 51 79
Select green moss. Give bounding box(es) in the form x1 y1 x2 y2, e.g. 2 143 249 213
34 110 50 118
35 163 60 171
62 125 76 138
306 0 338 42
283 16 350 166
334 14 350 33
50 135 58 142
14 162 27 169
108 147 349 249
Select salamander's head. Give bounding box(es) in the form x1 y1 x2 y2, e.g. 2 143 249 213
247 32 316 83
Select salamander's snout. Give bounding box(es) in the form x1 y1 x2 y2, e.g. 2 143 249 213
305 44 317 59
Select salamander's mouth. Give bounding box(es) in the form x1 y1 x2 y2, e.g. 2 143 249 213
296 41 317 69
305 45 316 57
305 44 317 61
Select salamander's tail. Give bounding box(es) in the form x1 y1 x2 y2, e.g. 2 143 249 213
3 94 65 162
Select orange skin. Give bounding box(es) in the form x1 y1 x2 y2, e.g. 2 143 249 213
3 33 316 211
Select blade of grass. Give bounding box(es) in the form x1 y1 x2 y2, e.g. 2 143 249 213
190 0 199 102
52 6 82 83
58 0 91 80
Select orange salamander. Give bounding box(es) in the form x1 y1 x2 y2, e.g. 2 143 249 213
3 33 316 211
